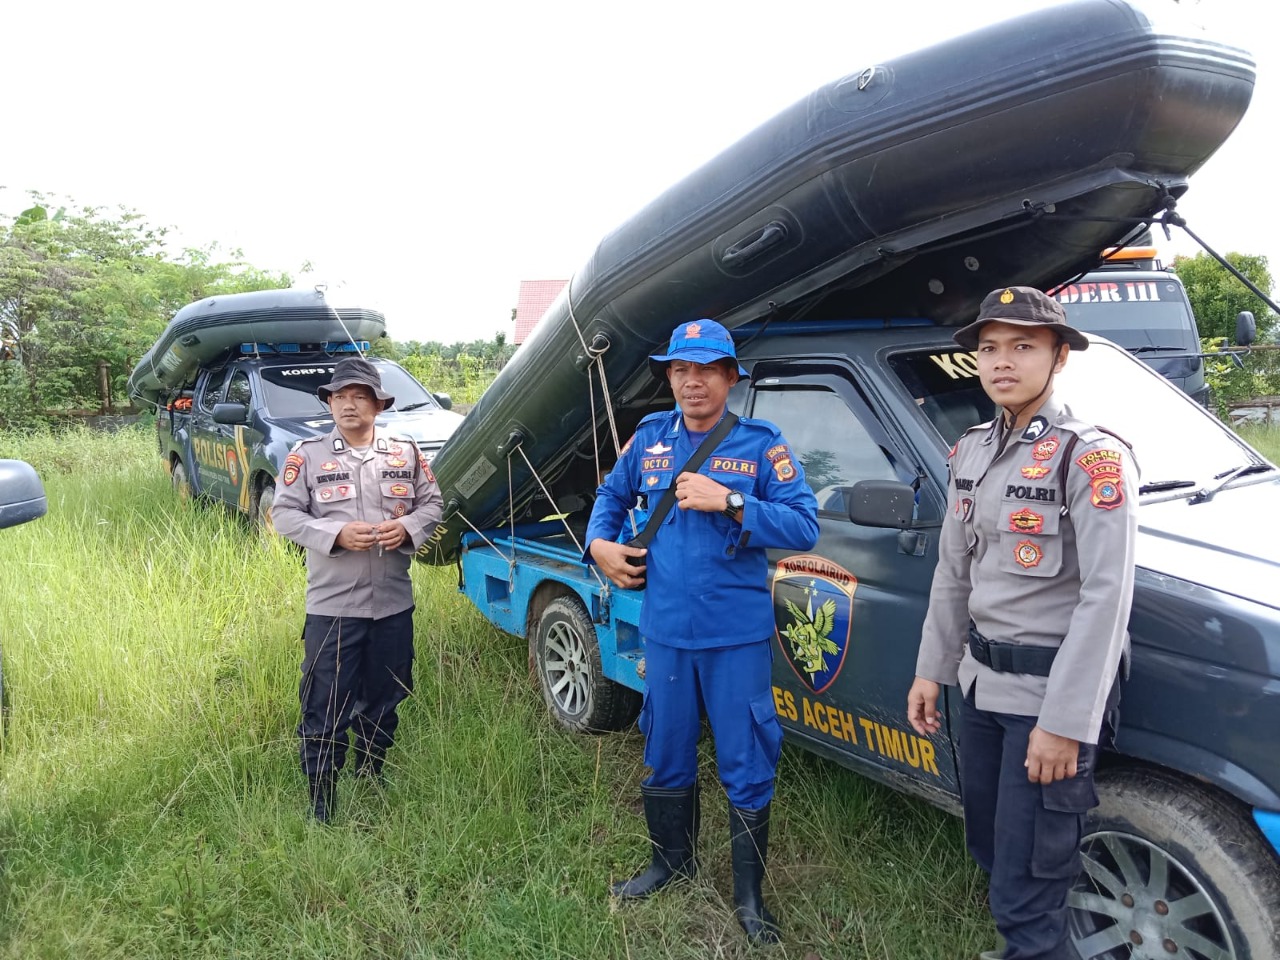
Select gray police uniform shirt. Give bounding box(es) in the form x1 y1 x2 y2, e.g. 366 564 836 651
916 393 1138 745
271 428 444 619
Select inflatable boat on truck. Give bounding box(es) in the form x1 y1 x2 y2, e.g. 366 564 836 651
127 286 387 406
422 0 1254 564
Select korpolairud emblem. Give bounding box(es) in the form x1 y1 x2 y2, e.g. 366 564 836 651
772 555 857 694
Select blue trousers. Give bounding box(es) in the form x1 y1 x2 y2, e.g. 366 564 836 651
640 637 781 810
959 692 1099 960
298 608 415 778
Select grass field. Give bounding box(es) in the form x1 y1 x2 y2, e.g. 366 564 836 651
2 422 1277 959
0 427 991 960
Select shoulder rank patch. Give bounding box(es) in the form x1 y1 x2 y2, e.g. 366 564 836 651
1014 539 1043 568
283 452 305 486
1021 416 1049 441
1075 448 1125 510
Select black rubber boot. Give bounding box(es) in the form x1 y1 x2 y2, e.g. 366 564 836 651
309 772 337 823
610 783 699 899
730 802 780 945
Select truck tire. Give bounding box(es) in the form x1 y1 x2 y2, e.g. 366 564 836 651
253 477 276 532
1068 765 1280 960
534 595 640 734
171 459 191 500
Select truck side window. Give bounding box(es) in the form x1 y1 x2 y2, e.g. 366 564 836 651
199 368 230 414
751 386 897 517
225 371 252 407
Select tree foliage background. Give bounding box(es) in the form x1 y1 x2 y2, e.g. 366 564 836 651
1171 250 1280 416
0 194 290 428
0 193 519 426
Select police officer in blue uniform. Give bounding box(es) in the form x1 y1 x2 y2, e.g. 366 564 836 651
585 319 819 944
908 287 1138 960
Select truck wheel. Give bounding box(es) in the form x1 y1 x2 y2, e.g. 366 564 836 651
253 478 276 532
1069 766 1280 960
171 459 191 500
534 595 640 734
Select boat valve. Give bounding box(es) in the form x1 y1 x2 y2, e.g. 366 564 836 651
497 430 525 458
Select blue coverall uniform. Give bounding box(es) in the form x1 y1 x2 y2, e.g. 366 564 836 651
584 408 819 808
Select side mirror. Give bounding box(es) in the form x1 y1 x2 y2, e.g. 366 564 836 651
848 479 915 529
1235 311 1257 347
433 392 453 411
0 459 48 529
212 402 250 425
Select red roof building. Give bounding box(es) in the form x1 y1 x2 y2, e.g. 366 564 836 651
513 279 569 345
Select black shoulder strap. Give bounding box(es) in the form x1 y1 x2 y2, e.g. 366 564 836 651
632 413 739 547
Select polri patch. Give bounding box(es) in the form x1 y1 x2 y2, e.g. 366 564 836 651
710 457 757 477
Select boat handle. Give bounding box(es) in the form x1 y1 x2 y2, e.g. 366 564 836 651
721 221 788 266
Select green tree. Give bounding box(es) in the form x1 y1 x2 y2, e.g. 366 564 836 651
1 194 290 425
1170 250 1277 343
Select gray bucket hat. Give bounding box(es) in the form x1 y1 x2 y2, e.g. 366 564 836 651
953 286 1090 351
317 356 394 409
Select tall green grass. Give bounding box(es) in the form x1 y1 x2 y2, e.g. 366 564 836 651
0 428 986 958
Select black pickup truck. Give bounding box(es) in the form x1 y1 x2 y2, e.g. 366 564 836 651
156 352 463 527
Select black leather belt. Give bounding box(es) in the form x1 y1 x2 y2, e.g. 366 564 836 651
967 623 1057 677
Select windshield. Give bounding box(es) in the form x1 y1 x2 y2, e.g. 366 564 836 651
1056 278 1198 352
257 360 437 419
886 339 1267 491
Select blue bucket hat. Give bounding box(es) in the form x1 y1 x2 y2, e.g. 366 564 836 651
647 318 750 382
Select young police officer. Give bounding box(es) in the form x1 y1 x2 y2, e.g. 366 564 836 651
585 319 818 945
907 287 1138 960
272 356 443 822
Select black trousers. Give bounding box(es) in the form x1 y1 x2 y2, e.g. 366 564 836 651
958 691 1099 960
297 607 415 778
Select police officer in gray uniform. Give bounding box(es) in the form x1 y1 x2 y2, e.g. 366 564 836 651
272 356 443 822
906 287 1138 960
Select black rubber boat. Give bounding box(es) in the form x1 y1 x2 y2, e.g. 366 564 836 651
423 0 1255 562
128 288 386 404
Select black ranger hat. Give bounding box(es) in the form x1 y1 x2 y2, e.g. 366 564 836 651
317 356 394 409
953 286 1090 352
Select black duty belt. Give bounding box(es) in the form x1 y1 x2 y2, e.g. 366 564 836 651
967 623 1057 677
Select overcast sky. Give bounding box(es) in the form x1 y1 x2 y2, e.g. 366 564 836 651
3 0 1271 344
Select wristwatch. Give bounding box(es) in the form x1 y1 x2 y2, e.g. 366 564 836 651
723 490 746 519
